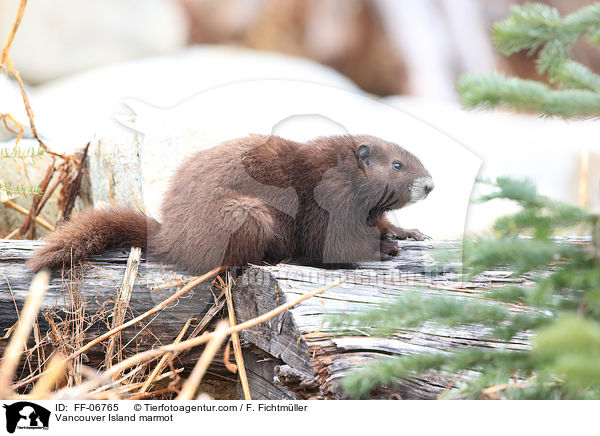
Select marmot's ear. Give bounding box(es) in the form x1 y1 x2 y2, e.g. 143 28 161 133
357 144 371 166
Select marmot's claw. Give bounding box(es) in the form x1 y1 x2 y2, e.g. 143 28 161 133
380 239 400 260
391 228 428 241
408 231 430 241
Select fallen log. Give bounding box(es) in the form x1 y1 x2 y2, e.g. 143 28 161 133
1 238 584 399
0 239 227 389
231 240 542 400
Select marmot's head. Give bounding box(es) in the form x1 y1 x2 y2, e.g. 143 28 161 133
351 135 433 211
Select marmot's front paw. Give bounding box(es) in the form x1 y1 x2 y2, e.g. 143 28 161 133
380 239 400 260
389 227 430 241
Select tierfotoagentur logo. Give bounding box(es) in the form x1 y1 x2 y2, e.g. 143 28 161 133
2 402 50 433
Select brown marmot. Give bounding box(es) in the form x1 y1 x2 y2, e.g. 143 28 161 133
28 134 434 273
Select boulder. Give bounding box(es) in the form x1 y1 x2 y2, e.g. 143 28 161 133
0 0 188 84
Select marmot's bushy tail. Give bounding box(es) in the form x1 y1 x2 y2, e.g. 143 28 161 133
27 207 160 271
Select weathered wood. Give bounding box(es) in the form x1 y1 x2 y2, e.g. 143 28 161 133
231 239 575 399
2 238 587 399
0 240 227 381
238 346 301 400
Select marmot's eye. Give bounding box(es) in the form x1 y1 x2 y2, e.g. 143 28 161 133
392 161 404 171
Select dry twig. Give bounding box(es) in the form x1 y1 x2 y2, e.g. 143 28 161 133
1 199 55 231
0 0 68 160
100 279 344 380
68 267 223 364
27 353 67 399
11 267 223 390
176 321 229 400
105 247 141 367
220 274 251 400
0 271 49 399
139 318 193 394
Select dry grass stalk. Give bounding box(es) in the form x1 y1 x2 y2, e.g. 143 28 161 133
11 267 223 390
128 386 178 400
2 228 20 239
0 113 23 145
0 271 49 399
7 266 342 399
51 362 165 400
55 366 123 399
185 295 226 340
220 274 251 400
34 171 62 216
105 247 141 368
223 341 237 373
90 369 183 399
26 353 67 399
100 279 344 380
68 266 223 363
139 317 193 393
57 143 89 222
19 159 56 239
31 317 44 380
0 0 67 160
1 199 55 231
0 0 26 67
151 276 199 292
176 321 229 400
88 365 146 395
0 321 18 340
61 267 86 387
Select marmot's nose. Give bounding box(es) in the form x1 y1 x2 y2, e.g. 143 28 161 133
424 180 434 195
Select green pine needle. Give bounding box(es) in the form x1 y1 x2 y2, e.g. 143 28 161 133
458 73 600 118
340 1 600 399
0 181 42 199
492 3 564 57
552 60 600 92
460 2 600 118
0 145 44 160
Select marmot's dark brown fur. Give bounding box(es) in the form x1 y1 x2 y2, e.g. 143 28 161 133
28 134 434 273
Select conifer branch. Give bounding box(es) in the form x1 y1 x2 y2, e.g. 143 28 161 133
342 349 535 399
458 73 600 118
0 145 44 160
338 176 600 399
552 60 600 92
340 2 600 399
459 3 600 118
0 180 42 198
493 3 600 75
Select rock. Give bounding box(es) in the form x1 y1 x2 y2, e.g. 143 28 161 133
179 0 410 97
0 0 187 84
